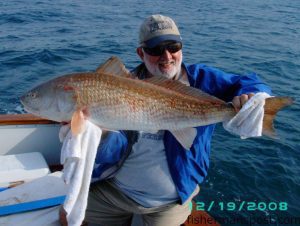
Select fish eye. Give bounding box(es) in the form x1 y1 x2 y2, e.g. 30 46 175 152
27 92 37 98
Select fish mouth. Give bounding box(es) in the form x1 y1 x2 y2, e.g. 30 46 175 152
21 104 38 115
19 95 39 115
19 95 27 110
19 94 25 103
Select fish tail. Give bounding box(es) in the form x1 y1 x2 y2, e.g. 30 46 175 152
263 96 294 138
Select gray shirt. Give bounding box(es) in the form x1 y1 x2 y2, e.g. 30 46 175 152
112 131 179 207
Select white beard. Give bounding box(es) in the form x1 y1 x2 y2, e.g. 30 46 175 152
144 55 182 79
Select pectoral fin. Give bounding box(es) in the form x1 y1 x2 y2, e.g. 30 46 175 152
71 109 86 135
170 128 197 150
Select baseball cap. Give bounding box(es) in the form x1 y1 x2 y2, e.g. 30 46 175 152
139 14 182 48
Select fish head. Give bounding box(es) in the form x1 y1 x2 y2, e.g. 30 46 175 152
20 79 77 122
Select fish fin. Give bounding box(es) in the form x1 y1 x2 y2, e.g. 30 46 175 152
144 76 224 104
170 128 197 150
263 96 294 138
96 56 133 78
71 109 86 135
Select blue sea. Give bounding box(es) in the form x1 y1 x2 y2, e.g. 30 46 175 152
1 0 299 225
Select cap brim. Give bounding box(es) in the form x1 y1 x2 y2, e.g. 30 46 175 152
143 35 182 48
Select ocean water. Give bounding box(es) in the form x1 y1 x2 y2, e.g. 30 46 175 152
1 0 299 225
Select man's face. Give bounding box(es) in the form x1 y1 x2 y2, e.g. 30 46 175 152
138 42 183 79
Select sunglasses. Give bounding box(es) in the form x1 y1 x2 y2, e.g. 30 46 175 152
143 42 182 56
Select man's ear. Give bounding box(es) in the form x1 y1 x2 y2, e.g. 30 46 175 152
136 47 144 61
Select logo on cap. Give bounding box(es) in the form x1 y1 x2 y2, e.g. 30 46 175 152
149 21 173 33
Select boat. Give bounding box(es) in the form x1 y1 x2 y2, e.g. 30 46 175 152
0 114 219 226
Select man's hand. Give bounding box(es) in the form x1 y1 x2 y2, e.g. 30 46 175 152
231 93 255 112
59 207 68 226
59 206 88 226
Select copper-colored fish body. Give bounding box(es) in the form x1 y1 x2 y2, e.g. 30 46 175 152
20 56 293 148
53 70 235 131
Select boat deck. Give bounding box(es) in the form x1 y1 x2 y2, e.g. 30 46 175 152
0 114 219 226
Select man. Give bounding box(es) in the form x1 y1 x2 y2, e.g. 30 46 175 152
61 14 271 226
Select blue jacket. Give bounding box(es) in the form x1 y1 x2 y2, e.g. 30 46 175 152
92 63 272 204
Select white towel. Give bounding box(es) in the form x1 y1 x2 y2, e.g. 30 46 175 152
60 121 102 226
223 92 271 139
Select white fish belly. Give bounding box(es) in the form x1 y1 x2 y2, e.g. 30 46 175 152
88 104 232 131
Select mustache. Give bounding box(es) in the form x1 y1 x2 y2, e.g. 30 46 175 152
158 60 175 64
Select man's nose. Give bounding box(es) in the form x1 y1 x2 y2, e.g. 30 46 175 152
160 49 172 59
